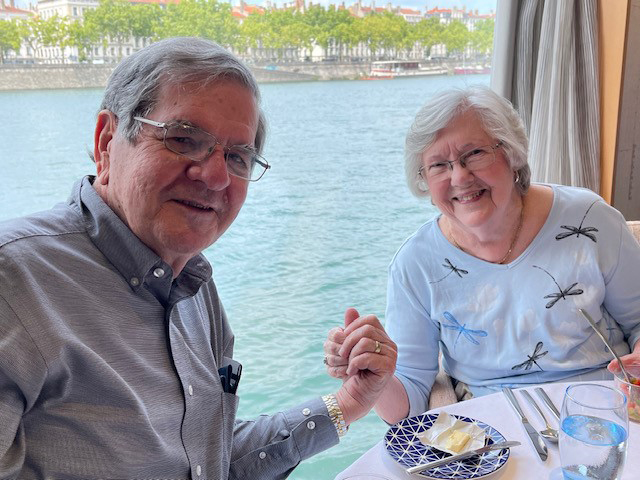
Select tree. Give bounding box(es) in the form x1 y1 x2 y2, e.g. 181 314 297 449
302 5 353 59
86 0 136 60
471 18 494 57
0 19 22 64
239 9 302 60
67 18 99 62
19 15 68 62
442 19 469 58
47 15 70 63
359 12 407 59
413 17 444 58
156 0 239 48
130 3 161 42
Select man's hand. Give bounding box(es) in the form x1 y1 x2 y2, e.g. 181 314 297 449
324 307 397 426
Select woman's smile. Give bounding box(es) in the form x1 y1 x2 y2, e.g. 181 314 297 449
452 189 487 204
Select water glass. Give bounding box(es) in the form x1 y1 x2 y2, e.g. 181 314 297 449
612 362 640 423
559 383 628 480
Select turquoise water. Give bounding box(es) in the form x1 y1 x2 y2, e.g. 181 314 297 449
0 74 489 479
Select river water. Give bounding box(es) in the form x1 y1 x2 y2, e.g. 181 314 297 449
0 73 489 478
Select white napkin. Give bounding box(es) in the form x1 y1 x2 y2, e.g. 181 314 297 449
417 412 486 455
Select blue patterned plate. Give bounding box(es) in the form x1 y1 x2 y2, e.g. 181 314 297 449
384 413 509 479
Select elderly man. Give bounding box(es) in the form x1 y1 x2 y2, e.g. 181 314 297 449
0 38 396 479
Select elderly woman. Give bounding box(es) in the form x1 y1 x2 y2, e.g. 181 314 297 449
325 86 640 425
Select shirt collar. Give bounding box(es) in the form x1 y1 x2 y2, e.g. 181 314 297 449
71 176 212 305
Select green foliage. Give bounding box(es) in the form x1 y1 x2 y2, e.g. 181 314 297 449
67 18 99 61
156 0 239 47
359 12 408 57
0 19 22 63
471 18 494 53
413 17 443 50
19 14 69 60
13 2 493 63
442 20 468 54
85 0 136 57
130 3 162 39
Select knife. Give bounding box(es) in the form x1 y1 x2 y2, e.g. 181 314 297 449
502 387 548 461
534 387 561 422
405 440 520 474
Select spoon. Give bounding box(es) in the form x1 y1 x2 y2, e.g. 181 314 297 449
521 390 559 443
579 308 633 384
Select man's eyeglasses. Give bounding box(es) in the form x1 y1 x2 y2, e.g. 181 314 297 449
134 116 270 182
419 141 503 182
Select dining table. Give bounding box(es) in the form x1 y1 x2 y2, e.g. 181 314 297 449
334 381 639 479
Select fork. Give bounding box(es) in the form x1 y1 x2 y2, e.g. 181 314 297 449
521 390 559 443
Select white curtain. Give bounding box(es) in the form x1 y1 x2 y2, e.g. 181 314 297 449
491 0 600 192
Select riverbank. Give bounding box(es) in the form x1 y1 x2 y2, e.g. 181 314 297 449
0 62 370 90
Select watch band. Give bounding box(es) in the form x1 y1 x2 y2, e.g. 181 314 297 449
322 394 348 438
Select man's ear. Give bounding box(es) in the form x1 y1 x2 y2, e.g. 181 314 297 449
94 110 118 186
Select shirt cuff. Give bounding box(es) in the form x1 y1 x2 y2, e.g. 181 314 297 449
283 397 340 461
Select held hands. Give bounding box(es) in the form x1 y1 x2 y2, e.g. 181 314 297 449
324 307 397 426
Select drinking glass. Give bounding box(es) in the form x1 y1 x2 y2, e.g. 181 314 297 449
559 383 628 480
612 362 640 423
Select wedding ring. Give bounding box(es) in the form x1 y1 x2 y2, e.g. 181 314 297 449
374 340 381 354
323 356 329 365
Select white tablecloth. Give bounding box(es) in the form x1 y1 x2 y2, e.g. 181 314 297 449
335 381 639 480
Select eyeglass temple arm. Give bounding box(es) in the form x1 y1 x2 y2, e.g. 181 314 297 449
134 116 165 128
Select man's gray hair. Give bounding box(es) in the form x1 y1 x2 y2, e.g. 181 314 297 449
99 37 266 155
405 85 530 197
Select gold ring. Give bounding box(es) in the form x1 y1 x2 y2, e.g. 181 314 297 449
374 340 381 354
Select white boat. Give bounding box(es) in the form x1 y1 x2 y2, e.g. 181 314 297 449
367 60 448 79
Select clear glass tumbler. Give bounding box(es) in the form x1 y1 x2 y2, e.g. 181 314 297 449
559 383 628 480
612 362 640 423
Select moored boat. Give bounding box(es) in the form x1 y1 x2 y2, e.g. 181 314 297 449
453 65 491 75
366 60 448 79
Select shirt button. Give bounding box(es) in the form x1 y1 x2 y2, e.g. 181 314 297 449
302 408 311 416
307 421 316 430
259 451 266 459
130 277 140 286
153 267 165 278
196 465 201 476
188 385 194 396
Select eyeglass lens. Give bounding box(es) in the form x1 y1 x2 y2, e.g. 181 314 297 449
164 124 265 181
423 145 496 180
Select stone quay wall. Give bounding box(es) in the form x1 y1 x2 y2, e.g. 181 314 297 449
0 62 371 91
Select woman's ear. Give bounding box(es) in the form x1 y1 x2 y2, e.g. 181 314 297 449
94 110 117 186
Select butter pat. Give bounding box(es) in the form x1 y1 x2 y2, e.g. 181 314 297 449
443 430 472 453
417 412 486 455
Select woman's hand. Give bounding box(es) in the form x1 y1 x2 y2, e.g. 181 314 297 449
324 307 397 425
607 341 640 375
323 311 350 380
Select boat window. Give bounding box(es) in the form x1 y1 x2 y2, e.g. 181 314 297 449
1 2 499 480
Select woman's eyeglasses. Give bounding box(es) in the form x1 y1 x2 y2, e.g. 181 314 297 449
419 141 503 182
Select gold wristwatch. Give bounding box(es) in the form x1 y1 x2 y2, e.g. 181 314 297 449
322 394 348 438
